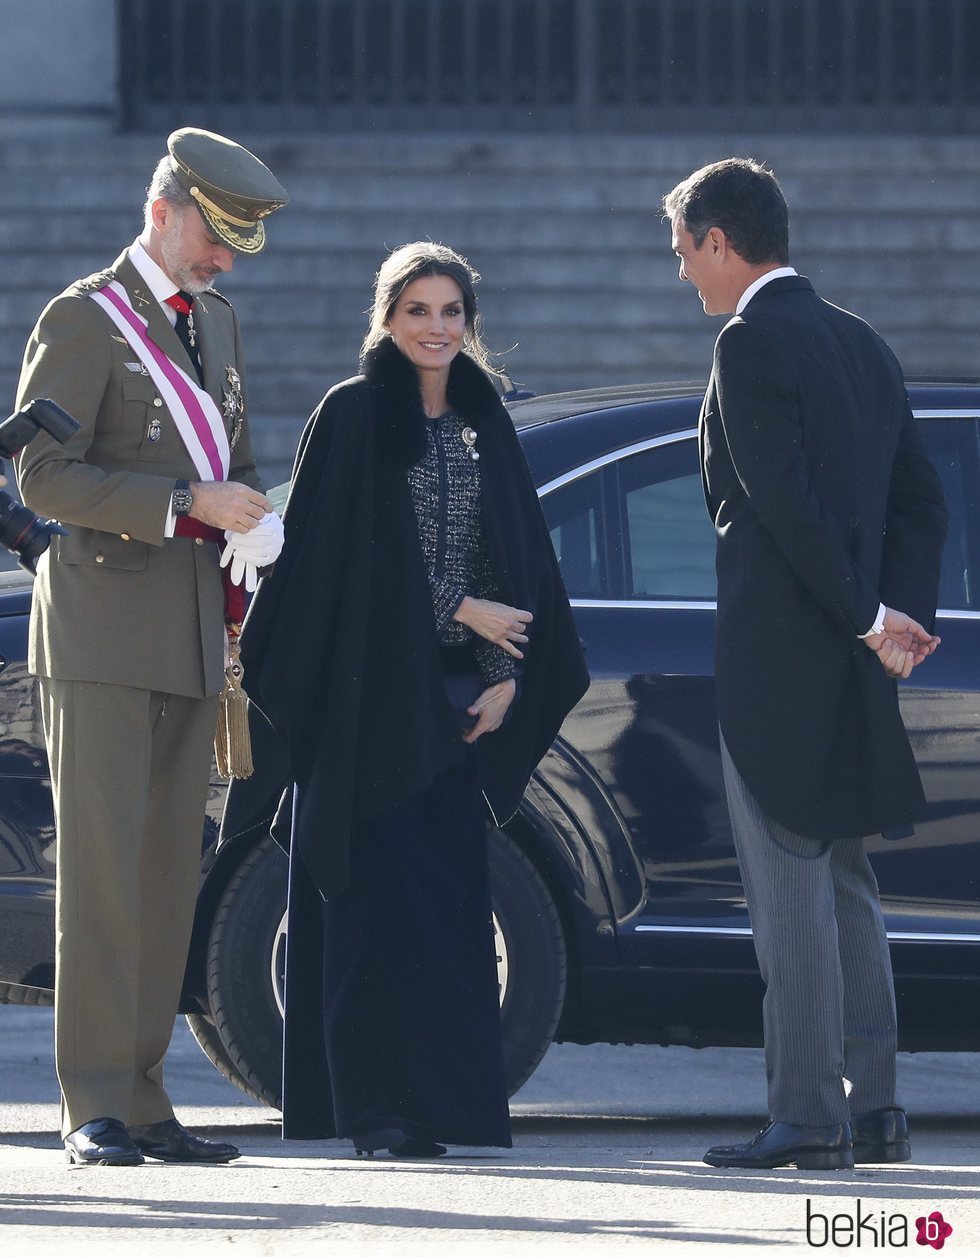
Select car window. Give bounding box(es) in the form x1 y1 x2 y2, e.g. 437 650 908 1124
918 418 980 612
541 470 606 598
618 439 717 600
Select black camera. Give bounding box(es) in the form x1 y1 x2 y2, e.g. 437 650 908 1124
0 399 80 573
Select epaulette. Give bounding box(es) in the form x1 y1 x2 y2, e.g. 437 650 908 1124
204 287 232 307
71 268 117 296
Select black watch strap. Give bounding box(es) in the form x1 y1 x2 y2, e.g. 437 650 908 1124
172 479 193 516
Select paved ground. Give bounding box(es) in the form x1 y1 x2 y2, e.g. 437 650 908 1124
1 1006 977 1254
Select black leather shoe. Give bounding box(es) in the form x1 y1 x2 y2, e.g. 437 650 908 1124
704 1120 854 1170
352 1128 448 1159
389 1135 447 1159
65 1118 144 1167
851 1107 911 1164
352 1127 408 1158
128 1118 240 1164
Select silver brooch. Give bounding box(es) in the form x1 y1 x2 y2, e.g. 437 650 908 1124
461 426 479 461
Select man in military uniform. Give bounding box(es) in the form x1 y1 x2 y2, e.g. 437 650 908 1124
15 128 288 1166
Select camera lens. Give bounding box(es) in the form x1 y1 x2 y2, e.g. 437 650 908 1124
0 493 54 574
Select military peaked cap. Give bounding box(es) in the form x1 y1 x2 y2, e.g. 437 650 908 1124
167 127 288 255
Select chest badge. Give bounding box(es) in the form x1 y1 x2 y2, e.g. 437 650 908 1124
146 417 163 443
222 365 245 448
461 426 479 461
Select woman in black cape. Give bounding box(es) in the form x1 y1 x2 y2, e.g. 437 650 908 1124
241 241 589 1158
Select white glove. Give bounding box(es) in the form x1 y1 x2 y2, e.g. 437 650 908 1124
220 511 284 592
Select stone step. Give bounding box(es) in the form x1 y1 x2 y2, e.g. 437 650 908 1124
10 166 980 214
2 246 979 299
1 206 976 257
2 132 979 176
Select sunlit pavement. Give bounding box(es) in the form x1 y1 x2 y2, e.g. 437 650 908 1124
1 1007 977 1254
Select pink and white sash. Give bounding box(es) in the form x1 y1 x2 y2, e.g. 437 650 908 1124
90 280 230 482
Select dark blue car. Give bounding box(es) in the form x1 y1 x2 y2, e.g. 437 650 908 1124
1 381 978 1106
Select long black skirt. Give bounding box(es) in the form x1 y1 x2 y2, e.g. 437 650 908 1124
280 749 512 1147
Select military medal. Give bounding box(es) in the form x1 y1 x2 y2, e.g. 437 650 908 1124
186 306 197 349
223 364 245 448
461 426 479 460
146 417 162 442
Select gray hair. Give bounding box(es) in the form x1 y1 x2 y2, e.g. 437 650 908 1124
143 155 195 225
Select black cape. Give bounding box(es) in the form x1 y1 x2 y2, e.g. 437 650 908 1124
240 337 589 900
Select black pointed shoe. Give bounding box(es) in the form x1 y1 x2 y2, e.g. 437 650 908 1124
388 1135 447 1159
352 1127 408 1159
851 1107 911 1164
128 1118 240 1164
64 1118 144 1167
704 1120 854 1170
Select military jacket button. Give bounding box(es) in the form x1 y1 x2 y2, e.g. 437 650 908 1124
95 554 104 563
152 397 163 408
120 533 131 542
194 537 204 546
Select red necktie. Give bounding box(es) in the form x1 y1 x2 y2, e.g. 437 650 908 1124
165 290 203 384
165 291 193 317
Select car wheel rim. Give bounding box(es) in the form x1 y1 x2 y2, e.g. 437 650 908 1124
271 910 287 1020
270 908 510 1019
494 911 509 1007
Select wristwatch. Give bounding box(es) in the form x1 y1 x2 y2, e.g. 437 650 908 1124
171 479 194 516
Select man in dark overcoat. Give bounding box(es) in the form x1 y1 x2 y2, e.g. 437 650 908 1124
15 128 287 1166
663 158 947 1170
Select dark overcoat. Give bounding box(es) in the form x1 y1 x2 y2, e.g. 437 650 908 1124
239 337 589 900
701 275 947 841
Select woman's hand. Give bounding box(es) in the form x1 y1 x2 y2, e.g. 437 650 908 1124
462 678 517 744
453 597 533 659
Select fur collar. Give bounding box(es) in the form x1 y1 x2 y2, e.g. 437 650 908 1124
363 336 505 467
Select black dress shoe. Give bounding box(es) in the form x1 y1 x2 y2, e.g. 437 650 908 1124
704 1120 854 1170
352 1127 408 1159
128 1118 240 1164
388 1135 447 1159
351 1128 447 1159
65 1118 144 1167
851 1107 911 1164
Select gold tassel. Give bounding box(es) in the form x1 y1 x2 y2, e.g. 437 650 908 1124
215 627 254 780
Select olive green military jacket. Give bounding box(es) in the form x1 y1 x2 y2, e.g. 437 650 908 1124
14 249 263 698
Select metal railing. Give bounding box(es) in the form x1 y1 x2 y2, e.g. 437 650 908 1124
118 0 980 132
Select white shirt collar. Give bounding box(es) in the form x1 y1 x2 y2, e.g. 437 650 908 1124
128 238 180 307
736 266 798 315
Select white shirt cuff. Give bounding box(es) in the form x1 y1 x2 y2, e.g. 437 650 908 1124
164 499 176 538
858 603 886 638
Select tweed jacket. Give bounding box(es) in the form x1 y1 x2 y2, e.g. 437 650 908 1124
14 248 262 697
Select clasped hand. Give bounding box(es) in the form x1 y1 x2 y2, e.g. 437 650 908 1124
863 606 941 679
219 511 285 592
453 596 533 659
462 678 517 744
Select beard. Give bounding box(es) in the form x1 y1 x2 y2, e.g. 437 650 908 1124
159 217 218 295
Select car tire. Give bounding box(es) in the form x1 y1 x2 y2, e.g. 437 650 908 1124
204 823 567 1109
205 835 287 1109
489 824 568 1095
184 1010 272 1107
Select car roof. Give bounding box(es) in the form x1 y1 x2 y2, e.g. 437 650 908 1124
508 382 705 429
507 378 980 430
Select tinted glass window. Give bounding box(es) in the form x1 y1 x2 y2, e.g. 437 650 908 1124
618 439 717 600
541 470 606 598
918 417 980 611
